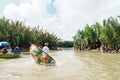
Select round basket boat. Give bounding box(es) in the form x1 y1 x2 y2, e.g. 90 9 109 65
0 54 21 59
30 44 56 65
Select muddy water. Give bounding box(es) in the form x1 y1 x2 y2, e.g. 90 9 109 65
0 48 120 80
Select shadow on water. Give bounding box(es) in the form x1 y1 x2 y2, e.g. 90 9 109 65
0 48 120 80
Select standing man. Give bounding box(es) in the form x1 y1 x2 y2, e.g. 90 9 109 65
42 43 50 53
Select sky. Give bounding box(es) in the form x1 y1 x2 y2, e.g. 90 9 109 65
0 0 120 40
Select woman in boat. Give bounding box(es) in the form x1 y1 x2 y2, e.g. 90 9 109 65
7 46 13 54
13 46 21 54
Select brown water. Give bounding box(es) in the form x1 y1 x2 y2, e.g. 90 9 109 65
0 48 120 80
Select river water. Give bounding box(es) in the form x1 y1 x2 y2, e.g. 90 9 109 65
0 48 120 80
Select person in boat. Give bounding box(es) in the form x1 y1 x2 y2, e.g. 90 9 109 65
13 46 21 54
7 46 13 54
42 43 50 54
2 46 8 54
52 46 57 50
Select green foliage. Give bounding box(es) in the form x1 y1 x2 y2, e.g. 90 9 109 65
0 17 59 49
74 17 120 51
57 40 73 47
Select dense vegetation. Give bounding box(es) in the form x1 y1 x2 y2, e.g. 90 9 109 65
57 40 73 47
74 17 120 53
0 17 60 49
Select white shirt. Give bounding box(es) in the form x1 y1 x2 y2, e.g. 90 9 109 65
7 49 12 54
42 46 50 53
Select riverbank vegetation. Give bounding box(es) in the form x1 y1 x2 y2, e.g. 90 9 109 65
57 40 73 47
74 17 120 53
0 17 60 49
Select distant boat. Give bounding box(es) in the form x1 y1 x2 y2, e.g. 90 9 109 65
0 41 21 59
51 47 63 51
0 54 21 59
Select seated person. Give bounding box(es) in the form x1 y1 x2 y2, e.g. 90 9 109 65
13 47 21 54
7 46 13 54
2 46 8 54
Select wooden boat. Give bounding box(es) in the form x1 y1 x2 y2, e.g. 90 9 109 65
30 44 56 65
0 54 21 59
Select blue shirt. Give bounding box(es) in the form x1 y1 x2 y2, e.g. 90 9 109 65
14 49 21 54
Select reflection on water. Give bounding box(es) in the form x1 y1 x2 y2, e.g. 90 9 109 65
0 48 120 80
